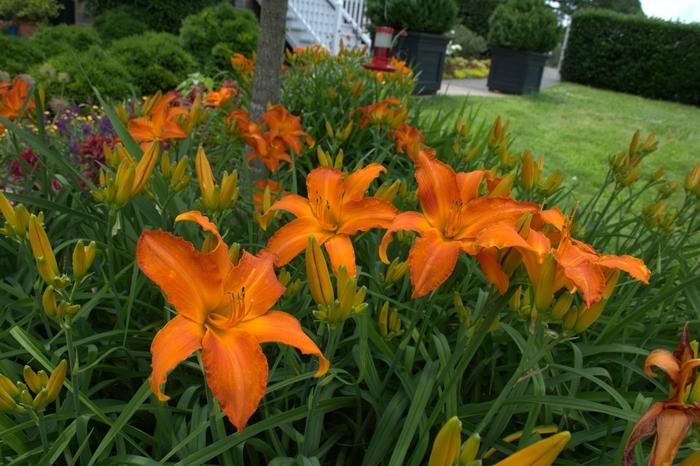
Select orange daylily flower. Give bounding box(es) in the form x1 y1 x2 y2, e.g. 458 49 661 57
261 104 314 155
229 106 313 173
203 84 238 108
624 324 700 466
0 77 34 134
518 208 651 307
230 53 255 84
128 92 188 148
390 58 412 76
393 123 426 160
265 164 397 276
380 152 538 298
356 97 408 129
136 211 328 431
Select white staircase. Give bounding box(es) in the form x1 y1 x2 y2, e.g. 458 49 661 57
257 0 371 53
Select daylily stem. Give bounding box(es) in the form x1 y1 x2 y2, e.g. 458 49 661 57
32 409 49 451
63 319 80 418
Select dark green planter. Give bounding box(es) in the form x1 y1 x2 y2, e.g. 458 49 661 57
487 47 549 95
393 31 450 95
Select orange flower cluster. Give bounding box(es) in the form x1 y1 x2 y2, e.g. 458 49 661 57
394 123 428 160
128 92 192 149
203 83 238 108
231 53 255 84
376 135 650 304
229 105 314 172
356 97 408 129
137 212 328 432
265 164 397 276
0 77 34 135
375 58 413 84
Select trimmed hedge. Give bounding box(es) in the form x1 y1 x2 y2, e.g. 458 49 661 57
0 36 45 75
180 2 259 72
110 32 196 95
93 6 150 43
31 25 103 56
561 9 700 105
30 46 133 103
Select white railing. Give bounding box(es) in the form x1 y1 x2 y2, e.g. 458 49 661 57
256 0 369 53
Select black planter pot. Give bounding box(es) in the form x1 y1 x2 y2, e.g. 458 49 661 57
487 47 549 95
393 31 450 96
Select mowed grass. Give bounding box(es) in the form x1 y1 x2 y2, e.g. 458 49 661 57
421 82 700 201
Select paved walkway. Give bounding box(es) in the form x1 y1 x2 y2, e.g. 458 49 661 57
439 67 561 97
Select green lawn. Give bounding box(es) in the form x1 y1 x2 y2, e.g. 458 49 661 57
421 82 700 201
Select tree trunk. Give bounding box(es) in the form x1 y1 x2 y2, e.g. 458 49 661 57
250 0 288 121
248 0 288 182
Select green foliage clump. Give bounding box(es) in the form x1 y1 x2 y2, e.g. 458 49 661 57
555 0 643 15
83 0 219 33
93 6 150 43
110 32 196 95
0 0 62 21
488 0 559 53
0 35 45 75
30 46 132 102
366 0 459 34
180 2 259 72
457 0 503 37
31 25 102 57
561 9 700 105
450 24 488 58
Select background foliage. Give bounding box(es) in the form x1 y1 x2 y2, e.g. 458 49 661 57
92 6 150 43
487 0 559 53
561 9 700 106
82 0 219 33
179 2 259 73
366 0 459 34
110 32 197 96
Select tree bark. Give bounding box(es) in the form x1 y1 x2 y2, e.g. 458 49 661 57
250 0 288 121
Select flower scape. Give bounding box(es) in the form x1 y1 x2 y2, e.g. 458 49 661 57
0 47 698 465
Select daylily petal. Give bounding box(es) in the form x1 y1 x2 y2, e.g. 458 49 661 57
343 163 386 201
324 235 356 277
408 229 462 298
457 197 538 240
649 409 693 466
149 315 204 401
306 167 343 214
337 198 397 235
475 223 533 251
267 194 313 219
645 349 682 386
555 239 606 307
162 121 188 140
598 254 651 284
175 210 230 272
562 261 605 307
456 170 486 203
236 310 329 376
538 208 566 231
476 248 509 294
379 211 433 263
136 230 225 324
201 327 268 432
624 402 665 466
223 251 285 321
266 216 332 266
128 118 155 142
414 152 459 230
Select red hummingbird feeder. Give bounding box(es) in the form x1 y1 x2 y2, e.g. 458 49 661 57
363 26 396 72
